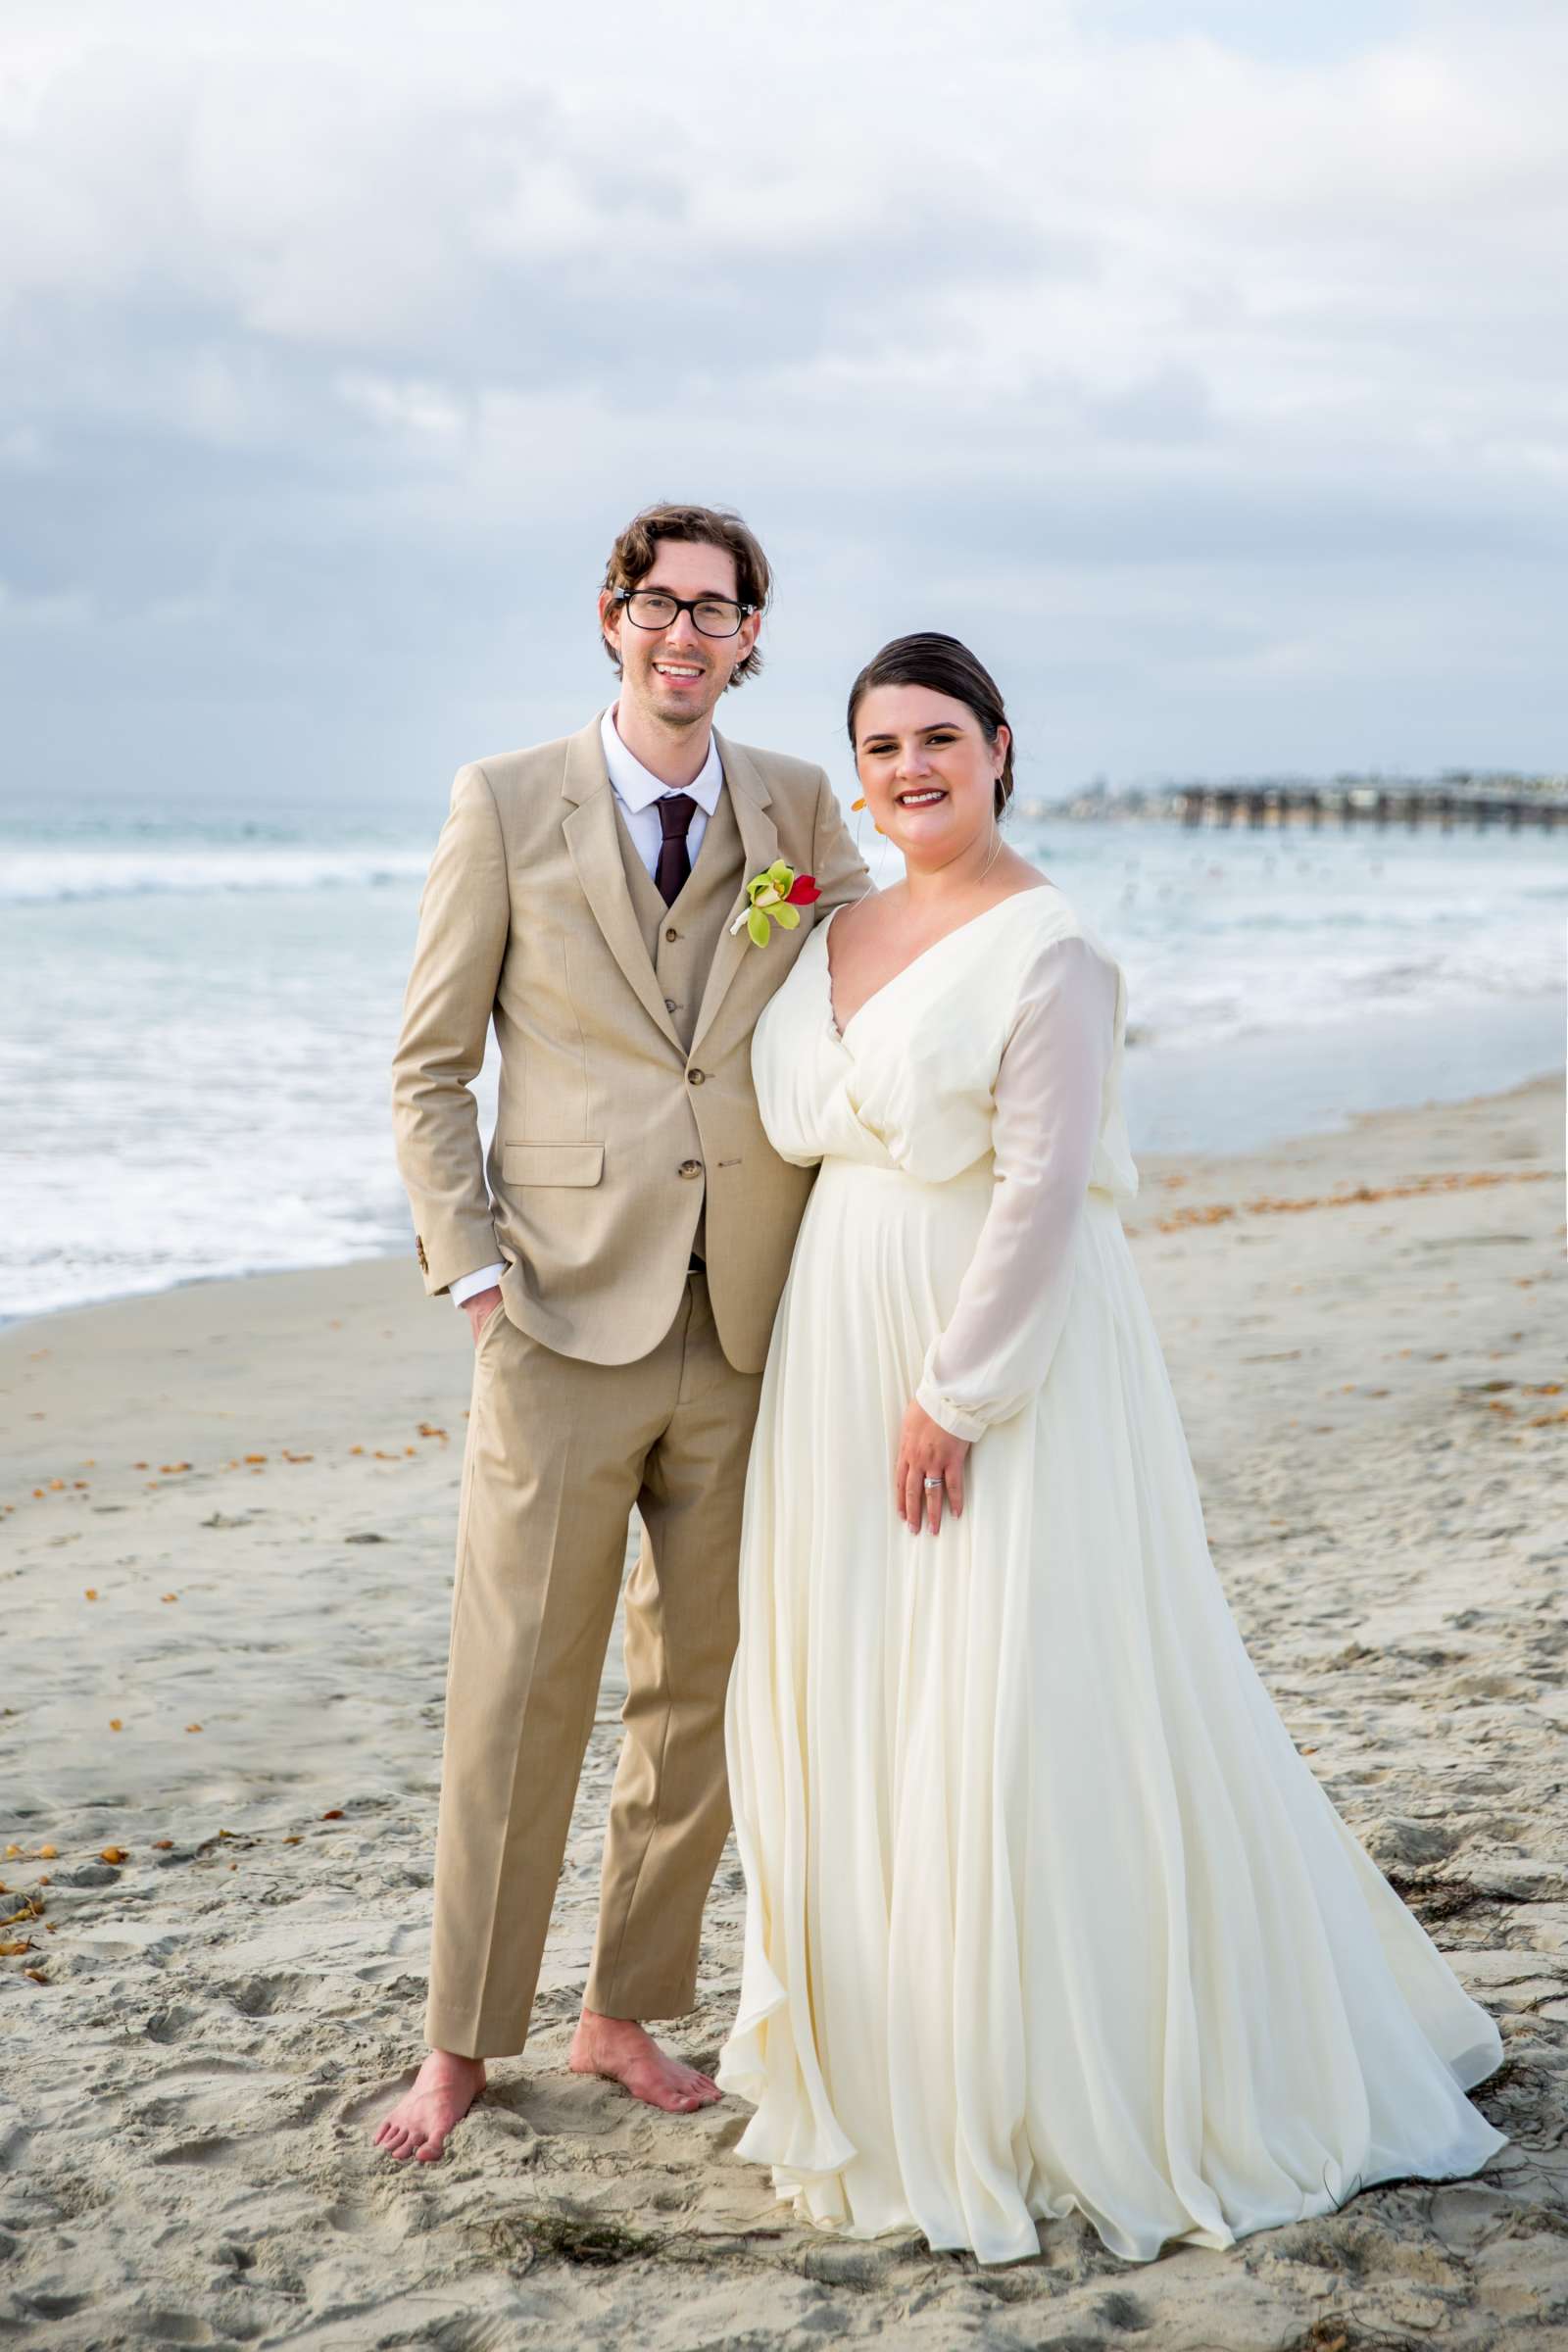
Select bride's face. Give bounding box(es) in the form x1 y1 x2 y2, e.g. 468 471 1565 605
852 685 1007 870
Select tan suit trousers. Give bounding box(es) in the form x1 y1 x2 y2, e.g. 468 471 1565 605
424 1269 761 2059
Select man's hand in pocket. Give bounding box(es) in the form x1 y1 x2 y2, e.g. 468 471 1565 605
464 1286 504 1347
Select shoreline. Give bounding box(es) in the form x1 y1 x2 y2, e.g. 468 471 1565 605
6 1057 1563 1337
2 1069 1565 2347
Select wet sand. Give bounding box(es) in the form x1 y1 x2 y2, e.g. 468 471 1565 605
1 1072 1564 2348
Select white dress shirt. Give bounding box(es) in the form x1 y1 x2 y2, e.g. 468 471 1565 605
598 704 724 877
450 708 726 1308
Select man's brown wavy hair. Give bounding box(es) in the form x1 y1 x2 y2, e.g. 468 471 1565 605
601 502 771 686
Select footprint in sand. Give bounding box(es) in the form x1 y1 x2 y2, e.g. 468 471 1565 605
150 2135 238 2168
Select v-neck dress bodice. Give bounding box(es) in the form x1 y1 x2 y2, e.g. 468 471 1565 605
756 889 1138 1438
716 881 1505 2267
760 888 1135 1189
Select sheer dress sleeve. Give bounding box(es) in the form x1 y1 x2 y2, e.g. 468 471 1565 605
914 933 1118 1443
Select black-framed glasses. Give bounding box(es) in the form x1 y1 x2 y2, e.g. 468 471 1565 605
612 588 756 639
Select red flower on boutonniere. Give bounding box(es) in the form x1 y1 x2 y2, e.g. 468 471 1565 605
729 861 820 946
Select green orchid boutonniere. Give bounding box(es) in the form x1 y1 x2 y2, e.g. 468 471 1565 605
728 860 821 948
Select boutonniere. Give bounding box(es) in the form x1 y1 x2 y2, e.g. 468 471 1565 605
728 859 821 947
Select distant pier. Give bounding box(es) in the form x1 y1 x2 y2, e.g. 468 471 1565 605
1174 784 1564 833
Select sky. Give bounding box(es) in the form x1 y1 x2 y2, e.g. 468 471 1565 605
2 0 1565 826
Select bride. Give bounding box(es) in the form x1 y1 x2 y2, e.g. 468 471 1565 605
714 632 1506 2266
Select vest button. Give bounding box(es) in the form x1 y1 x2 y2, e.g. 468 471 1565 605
664 997 677 1013
677 1158 702 1179
687 1067 706 1085
664 925 678 943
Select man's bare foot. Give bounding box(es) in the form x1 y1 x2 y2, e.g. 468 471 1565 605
568 2007 720 2114
371 2048 487 2162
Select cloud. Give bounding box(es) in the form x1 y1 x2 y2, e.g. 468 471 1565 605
0 0 1564 812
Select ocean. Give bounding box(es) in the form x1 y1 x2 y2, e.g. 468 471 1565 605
2 807 1562 1324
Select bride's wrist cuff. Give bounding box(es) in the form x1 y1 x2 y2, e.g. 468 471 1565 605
915 1375 988 1445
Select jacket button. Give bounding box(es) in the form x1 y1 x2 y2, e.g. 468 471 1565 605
688 1067 706 1086
664 925 678 943
677 1158 702 1179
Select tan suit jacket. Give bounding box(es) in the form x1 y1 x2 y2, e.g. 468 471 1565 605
391 711 867 1374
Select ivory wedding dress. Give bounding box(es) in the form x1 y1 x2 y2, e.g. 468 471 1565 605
716 883 1505 2267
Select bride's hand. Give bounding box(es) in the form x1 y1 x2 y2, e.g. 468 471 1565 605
894 1399 971 1536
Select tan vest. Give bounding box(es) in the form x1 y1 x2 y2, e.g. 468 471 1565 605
612 789 745 1053
612 792 746 1260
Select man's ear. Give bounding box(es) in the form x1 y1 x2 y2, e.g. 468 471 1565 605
597 588 623 670
731 610 762 679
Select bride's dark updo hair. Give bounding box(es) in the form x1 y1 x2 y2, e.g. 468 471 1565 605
846 633 1015 820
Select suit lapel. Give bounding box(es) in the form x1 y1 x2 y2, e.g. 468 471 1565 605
690 729 780 1057
560 717 682 1053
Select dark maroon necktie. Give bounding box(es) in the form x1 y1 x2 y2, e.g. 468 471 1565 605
655 794 697 907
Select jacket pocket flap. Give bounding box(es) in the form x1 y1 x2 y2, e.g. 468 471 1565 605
502 1143 605 1188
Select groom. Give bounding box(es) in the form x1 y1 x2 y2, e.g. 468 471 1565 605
375 503 867 2161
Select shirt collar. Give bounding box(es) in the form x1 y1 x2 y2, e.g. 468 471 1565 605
601 706 723 817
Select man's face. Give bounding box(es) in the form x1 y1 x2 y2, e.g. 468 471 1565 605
599 538 761 734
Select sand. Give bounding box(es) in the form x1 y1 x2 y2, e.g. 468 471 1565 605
2 1072 1564 2350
